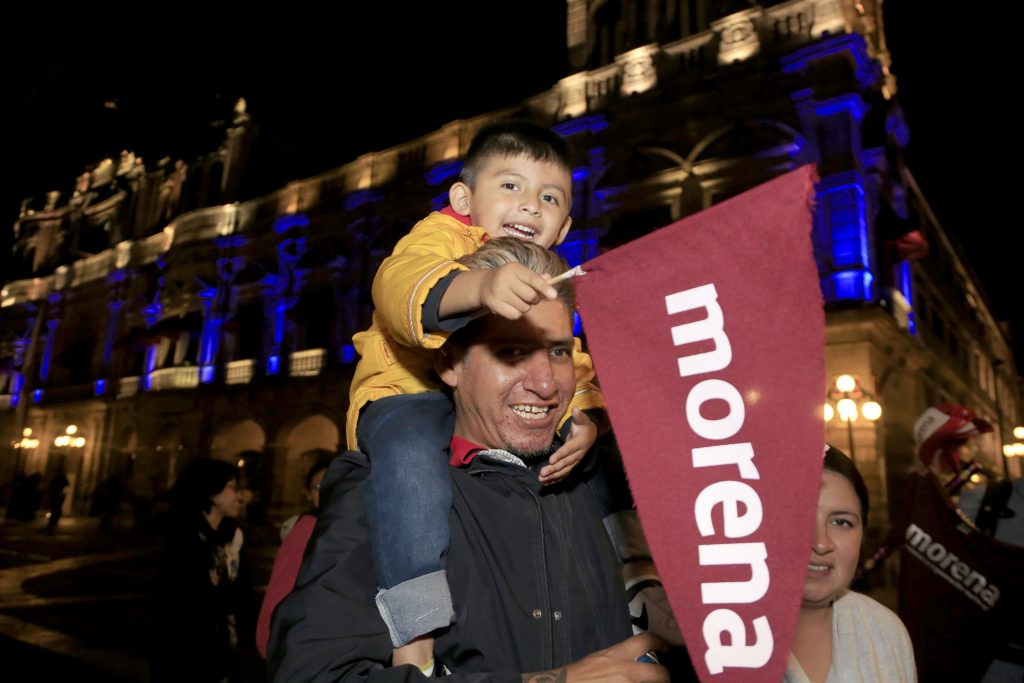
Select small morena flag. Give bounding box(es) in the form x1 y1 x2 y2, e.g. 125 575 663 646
893 471 1024 683
576 164 824 683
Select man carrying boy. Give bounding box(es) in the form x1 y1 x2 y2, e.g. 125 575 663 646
270 239 667 682
347 121 606 670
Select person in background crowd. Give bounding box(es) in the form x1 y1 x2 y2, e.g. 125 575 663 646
152 457 254 683
46 468 69 529
255 457 333 659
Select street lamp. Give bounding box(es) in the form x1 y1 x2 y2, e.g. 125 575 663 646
824 374 882 459
1003 426 1024 461
54 425 87 449
15 427 40 451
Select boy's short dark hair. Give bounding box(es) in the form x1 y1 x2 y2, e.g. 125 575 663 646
459 120 573 188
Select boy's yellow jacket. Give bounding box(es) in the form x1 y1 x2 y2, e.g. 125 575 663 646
346 210 604 450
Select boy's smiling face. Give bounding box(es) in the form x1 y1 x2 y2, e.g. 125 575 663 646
449 153 573 248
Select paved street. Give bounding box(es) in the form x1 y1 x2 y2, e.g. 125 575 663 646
0 513 278 682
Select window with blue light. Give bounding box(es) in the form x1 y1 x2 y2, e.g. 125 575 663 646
267 355 280 375
32 389 43 403
816 174 874 303
94 379 106 396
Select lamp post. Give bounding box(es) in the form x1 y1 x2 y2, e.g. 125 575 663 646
824 374 882 460
12 427 40 473
50 425 86 519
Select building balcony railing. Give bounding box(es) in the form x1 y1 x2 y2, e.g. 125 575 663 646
149 366 199 391
0 394 11 410
119 376 141 397
41 384 95 402
290 348 326 377
225 359 255 385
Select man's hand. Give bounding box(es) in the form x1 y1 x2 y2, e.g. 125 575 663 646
477 263 558 320
521 633 669 682
540 408 596 485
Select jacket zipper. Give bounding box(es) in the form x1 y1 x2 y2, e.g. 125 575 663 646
473 467 554 668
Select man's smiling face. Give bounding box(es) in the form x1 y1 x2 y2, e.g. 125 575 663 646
440 299 575 459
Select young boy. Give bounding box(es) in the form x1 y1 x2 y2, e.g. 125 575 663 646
346 120 605 671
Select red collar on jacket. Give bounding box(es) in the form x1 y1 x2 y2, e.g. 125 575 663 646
440 205 471 225
450 435 485 467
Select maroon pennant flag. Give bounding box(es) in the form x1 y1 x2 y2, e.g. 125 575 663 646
576 165 824 682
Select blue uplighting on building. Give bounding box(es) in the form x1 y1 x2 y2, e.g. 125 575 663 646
814 94 868 121
199 317 223 367
214 235 248 249
816 173 874 303
9 373 22 407
273 302 287 347
344 191 385 212
572 167 590 182
826 270 874 302
886 111 910 148
32 389 43 403
200 366 216 384
780 33 878 88
272 214 310 235
556 229 601 268
267 355 280 376
431 192 450 212
553 114 608 137
899 260 916 335
426 161 464 186
94 379 106 396
341 344 356 364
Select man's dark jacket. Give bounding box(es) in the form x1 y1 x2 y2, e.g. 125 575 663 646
268 450 632 682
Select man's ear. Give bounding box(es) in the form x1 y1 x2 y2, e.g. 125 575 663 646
449 182 472 217
434 347 459 389
553 215 572 246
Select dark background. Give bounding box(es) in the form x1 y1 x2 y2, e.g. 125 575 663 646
2 5 1018 362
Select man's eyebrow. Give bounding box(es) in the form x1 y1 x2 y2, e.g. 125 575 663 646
487 335 573 347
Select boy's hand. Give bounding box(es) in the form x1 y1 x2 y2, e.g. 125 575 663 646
479 263 558 320
540 408 596 485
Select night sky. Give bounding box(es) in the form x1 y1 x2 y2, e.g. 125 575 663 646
2 4 1019 364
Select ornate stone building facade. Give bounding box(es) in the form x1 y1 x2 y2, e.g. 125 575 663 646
2 1 1019 530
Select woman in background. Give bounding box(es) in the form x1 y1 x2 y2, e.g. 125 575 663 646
153 457 253 683
786 446 916 683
